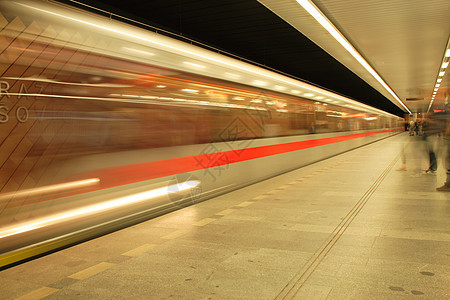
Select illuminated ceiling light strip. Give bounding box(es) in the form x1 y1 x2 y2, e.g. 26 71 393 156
428 38 450 112
295 0 411 114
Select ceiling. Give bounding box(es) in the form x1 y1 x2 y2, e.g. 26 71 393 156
57 0 450 117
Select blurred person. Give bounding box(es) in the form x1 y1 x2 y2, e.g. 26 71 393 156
409 119 415 136
418 118 423 136
436 104 450 191
422 111 446 175
395 143 407 171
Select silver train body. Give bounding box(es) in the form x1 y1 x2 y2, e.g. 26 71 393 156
0 0 403 267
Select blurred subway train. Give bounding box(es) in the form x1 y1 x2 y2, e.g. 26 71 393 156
0 0 403 267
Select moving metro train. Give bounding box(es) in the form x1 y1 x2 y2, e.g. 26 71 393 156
0 0 403 267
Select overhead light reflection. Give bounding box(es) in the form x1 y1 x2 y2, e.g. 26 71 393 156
182 89 199 93
19 2 401 118
0 180 200 239
0 178 100 203
184 62 206 69
123 47 155 56
225 72 241 79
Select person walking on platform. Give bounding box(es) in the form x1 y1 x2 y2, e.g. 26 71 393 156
409 119 415 136
422 113 444 175
418 118 423 136
436 105 450 191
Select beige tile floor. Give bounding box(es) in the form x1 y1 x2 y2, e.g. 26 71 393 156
1 133 449 299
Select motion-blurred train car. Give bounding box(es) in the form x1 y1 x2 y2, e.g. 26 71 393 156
0 0 403 267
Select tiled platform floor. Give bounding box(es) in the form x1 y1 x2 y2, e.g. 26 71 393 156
1 133 449 299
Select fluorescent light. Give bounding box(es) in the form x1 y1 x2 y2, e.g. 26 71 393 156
156 85 166 88
304 93 314 97
315 96 324 100
435 84 440 87
295 0 410 113
442 62 449 68
446 49 450 57
437 78 442 83
434 88 438 91
439 71 445 76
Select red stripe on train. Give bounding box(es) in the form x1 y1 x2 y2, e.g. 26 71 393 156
88 128 401 189
4 128 401 207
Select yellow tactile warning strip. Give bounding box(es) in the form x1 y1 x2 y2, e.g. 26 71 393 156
216 208 237 216
121 244 158 257
265 189 279 194
15 287 59 300
278 185 291 189
252 194 268 200
235 201 254 207
192 217 217 226
68 262 116 280
161 229 191 240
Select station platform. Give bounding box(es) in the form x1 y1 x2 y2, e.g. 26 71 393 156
0 132 449 299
